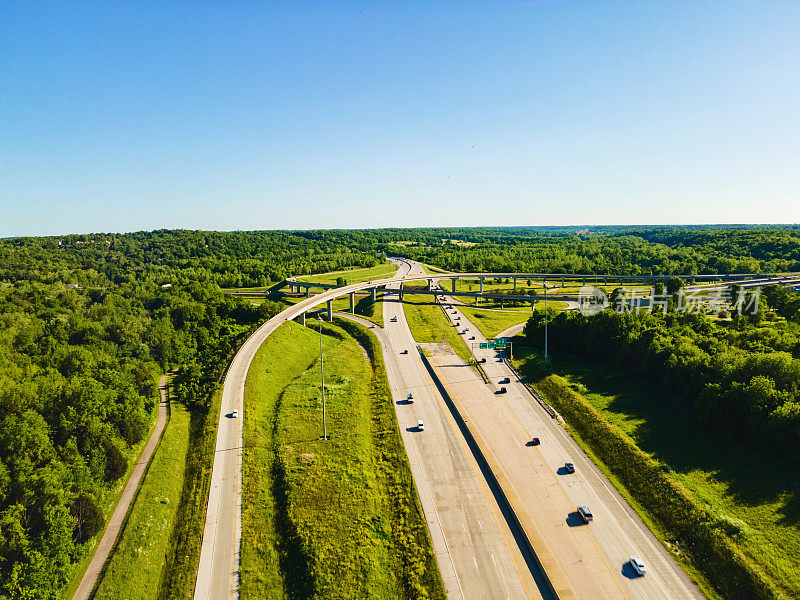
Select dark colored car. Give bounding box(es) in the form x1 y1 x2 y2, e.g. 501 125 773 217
469 336 475 340
564 463 575 474
530 437 540 445
577 505 593 523
499 386 507 394
500 377 510 384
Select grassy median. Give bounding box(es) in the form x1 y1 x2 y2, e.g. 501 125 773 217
241 320 444 600
401 294 473 362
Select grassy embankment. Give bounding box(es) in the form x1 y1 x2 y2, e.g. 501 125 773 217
457 306 533 339
59 378 164 600
418 262 450 274
93 394 192 600
155 383 224 600
300 262 398 285
240 320 444 600
456 302 571 340
515 348 800 600
402 286 560 347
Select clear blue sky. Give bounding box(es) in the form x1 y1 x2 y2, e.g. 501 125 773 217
2 1 799 236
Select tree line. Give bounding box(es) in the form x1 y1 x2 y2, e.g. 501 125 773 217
524 301 800 461
384 227 800 274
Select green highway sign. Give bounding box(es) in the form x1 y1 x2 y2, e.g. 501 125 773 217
478 338 511 350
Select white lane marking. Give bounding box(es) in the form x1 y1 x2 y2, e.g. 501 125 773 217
454 304 700 599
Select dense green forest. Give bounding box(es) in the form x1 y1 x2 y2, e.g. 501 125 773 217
2 225 800 598
524 301 800 461
1 230 381 289
383 227 800 274
0 230 383 599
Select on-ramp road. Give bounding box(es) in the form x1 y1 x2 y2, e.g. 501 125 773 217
194 260 418 600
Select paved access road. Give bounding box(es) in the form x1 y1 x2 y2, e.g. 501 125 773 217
429 292 705 599
73 376 170 600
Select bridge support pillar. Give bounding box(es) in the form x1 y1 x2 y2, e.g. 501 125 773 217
301 312 306 326
561 276 565 287
427 279 432 291
349 292 355 313
480 277 484 294
475 294 479 305
305 287 310 297
327 300 333 321
371 287 377 303
513 276 516 291
501 298 504 309
452 279 456 293
582 277 586 286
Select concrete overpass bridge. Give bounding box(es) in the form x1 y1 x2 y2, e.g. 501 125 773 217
224 266 800 322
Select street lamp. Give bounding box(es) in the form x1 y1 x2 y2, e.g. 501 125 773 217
542 281 548 366
316 315 328 440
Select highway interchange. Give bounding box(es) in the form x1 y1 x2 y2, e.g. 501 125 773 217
194 260 797 600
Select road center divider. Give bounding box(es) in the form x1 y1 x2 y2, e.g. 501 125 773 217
417 350 571 600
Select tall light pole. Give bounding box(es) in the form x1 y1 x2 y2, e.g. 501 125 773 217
316 316 328 440
544 281 548 366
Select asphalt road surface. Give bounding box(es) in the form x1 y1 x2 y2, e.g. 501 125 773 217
429 291 705 600
338 299 548 597
196 260 715 600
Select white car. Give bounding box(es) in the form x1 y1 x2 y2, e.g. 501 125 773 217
417 419 424 431
629 556 646 576
232 409 239 418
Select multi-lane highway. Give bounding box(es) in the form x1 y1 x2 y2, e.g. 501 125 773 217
338 276 548 598
198 260 793 599
428 285 704 599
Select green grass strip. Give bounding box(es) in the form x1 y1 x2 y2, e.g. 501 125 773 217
94 401 191 600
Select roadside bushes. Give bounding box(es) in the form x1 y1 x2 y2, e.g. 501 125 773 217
536 375 785 600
